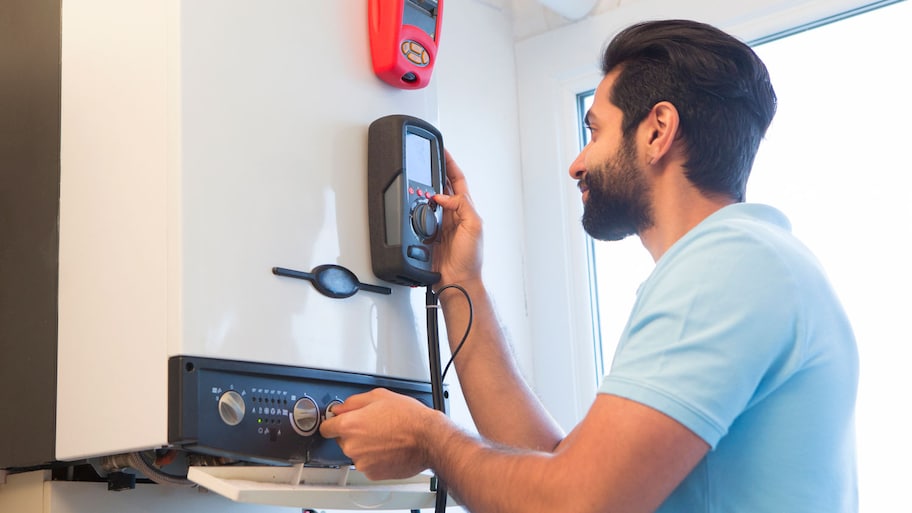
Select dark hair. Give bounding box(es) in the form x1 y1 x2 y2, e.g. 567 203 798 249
602 20 777 202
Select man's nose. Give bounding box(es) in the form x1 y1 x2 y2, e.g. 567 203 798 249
568 147 587 180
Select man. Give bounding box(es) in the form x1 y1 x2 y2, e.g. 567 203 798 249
321 19 858 512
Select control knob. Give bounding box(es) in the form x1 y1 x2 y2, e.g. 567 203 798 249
291 396 320 436
410 202 438 241
325 399 344 420
218 390 246 426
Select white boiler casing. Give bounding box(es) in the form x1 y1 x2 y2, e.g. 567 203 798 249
53 0 436 463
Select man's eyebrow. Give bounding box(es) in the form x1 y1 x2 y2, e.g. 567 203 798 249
584 109 594 126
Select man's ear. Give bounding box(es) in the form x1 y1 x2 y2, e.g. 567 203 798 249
642 101 680 165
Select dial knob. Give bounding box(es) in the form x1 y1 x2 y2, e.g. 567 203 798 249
291 396 320 436
218 390 245 426
410 202 438 241
325 399 344 420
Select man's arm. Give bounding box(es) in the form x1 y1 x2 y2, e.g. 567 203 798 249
437 279 563 450
321 389 709 513
431 152 563 450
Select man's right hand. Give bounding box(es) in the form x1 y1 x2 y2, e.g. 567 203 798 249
429 151 566 453
432 150 484 290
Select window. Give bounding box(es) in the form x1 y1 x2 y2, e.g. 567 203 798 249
576 91 656 377
751 5 910 510
581 2 910 510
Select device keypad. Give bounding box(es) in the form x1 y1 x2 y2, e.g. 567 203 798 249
400 40 430 67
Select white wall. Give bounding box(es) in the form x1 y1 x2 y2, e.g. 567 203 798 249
435 0 534 431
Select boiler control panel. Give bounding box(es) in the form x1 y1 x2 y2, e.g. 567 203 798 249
168 356 440 465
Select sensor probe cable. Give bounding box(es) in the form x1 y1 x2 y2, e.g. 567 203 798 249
425 283 473 513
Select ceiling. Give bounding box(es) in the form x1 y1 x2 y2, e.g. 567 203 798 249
491 0 617 40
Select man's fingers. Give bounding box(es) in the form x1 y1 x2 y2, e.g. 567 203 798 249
444 149 469 196
318 389 388 439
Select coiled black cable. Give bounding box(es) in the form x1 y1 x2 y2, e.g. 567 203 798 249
425 283 473 513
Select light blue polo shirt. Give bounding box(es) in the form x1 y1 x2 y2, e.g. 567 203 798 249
599 203 858 512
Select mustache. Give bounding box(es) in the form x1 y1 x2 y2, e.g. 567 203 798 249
578 172 600 193
577 174 591 192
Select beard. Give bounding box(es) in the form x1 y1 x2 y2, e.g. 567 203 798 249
581 137 654 241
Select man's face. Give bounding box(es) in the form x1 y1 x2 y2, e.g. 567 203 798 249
570 73 654 241
580 136 653 241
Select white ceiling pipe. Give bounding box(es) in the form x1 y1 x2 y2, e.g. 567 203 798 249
537 0 599 20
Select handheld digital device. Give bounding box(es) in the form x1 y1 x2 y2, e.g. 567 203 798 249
368 0 443 89
368 114 444 287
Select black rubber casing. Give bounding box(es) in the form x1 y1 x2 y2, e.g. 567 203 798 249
368 115 444 287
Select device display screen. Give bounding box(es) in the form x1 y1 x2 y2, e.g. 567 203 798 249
403 0 438 39
405 131 433 187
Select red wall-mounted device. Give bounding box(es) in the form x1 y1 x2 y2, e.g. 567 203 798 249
369 0 443 90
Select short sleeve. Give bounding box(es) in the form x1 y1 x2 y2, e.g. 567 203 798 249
599 218 805 448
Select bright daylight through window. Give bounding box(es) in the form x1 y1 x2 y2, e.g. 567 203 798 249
580 2 910 511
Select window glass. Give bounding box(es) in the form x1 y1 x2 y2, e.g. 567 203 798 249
577 89 655 376
750 4 910 511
